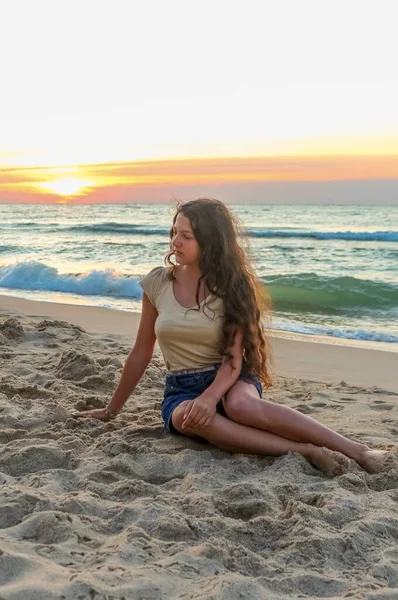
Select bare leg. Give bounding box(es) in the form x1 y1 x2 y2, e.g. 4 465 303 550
172 403 349 477
223 384 390 472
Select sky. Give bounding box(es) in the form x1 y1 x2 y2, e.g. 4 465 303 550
1 0 397 204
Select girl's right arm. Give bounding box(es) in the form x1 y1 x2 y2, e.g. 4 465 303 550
73 292 158 421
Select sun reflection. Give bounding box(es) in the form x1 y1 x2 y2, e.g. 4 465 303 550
38 177 95 196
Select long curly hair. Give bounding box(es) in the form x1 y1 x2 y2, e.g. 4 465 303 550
164 197 273 388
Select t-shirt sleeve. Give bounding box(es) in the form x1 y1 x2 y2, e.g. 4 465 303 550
138 266 166 308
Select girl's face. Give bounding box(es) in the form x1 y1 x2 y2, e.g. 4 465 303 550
171 213 201 266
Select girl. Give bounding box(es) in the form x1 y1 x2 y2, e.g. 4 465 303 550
75 198 388 476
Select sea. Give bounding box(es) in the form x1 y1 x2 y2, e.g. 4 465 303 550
1 203 397 350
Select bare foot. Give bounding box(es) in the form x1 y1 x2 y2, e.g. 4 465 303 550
309 446 350 478
355 449 396 473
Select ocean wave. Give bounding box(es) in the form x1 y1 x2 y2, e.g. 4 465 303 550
2 262 397 315
272 322 398 344
3 220 398 242
263 273 398 312
1 221 43 229
0 261 142 299
250 229 398 242
0 245 23 254
58 225 398 242
66 223 169 235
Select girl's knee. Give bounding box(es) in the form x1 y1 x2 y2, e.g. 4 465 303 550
223 394 251 419
224 393 269 421
171 400 193 433
171 403 207 440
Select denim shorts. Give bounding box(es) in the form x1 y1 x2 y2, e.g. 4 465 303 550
162 360 263 435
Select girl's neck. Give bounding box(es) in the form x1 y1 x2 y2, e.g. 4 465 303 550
177 264 202 282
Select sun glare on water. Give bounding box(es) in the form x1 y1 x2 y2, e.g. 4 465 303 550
39 178 94 196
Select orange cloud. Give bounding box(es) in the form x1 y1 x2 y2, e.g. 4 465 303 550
1 154 397 203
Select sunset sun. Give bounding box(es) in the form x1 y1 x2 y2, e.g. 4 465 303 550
39 178 95 196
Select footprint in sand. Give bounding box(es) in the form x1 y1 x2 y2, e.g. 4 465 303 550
294 404 313 414
214 482 278 521
7 511 76 544
337 397 357 403
0 318 25 342
0 445 75 477
370 402 394 411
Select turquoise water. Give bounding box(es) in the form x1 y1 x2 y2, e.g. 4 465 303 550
0 203 397 347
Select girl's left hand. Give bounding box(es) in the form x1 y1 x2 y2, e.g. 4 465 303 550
182 395 217 430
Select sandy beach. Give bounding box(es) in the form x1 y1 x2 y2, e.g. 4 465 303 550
1 295 398 599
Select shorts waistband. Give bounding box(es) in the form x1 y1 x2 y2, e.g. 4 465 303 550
167 363 222 376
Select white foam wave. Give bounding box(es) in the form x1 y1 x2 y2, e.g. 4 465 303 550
0 261 142 299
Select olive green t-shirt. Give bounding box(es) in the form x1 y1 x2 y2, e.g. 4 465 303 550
139 266 224 371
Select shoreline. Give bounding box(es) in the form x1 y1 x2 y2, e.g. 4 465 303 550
1 293 397 392
1 292 396 353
